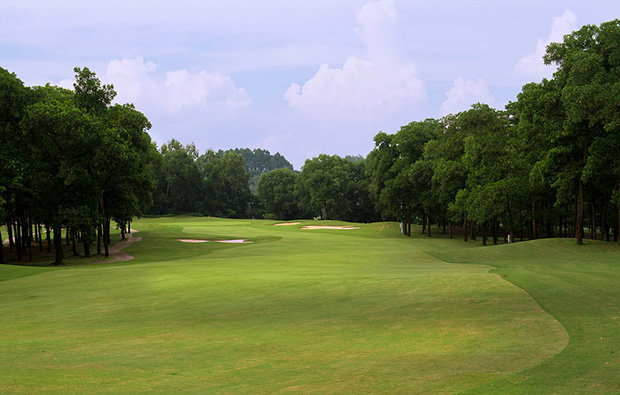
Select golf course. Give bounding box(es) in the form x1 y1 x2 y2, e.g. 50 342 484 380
1 217 619 394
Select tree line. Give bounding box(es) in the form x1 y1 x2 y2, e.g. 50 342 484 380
148 143 380 223
2 19 619 266
258 19 620 246
0 65 298 265
0 67 156 265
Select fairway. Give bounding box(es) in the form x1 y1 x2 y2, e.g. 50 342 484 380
0 217 617 393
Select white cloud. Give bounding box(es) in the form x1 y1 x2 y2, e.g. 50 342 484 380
104 57 251 114
284 0 425 121
514 9 577 79
440 77 495 116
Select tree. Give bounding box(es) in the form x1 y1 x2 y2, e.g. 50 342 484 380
199 150 252 218
424 114 468 238
102 104 157 240
258 168 299 220
297 154 352 220
2 66 155 264
21 85 100 264
543 19 620 244
225 148 293 194
73 67 116 114
367 120 437 235
459 104 528 243
152 140 203 214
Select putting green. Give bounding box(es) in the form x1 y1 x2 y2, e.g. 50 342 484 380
3 217 609 393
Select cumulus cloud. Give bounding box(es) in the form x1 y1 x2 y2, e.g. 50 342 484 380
439 77 496 116
104 57 251 114
284 0 425 121
514 9 577 78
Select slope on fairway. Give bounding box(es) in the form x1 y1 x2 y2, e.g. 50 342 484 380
0 218 568 394
428 238 620 394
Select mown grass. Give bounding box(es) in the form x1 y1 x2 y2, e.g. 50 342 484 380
0 217 616 393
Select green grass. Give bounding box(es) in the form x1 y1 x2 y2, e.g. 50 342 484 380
0 217 617 393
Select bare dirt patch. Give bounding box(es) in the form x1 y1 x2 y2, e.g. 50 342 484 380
301 226 360 230
93 230 142 264
273 222 301 226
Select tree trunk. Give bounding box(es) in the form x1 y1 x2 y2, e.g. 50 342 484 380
576 181 584 245
46 224 52 252
97 225 102 255
531 198 537 240
103 222 109 258
15 216 22 261
449 221 453 239
600 200 607 241
7 216 13 252
407 219 412 237
591 195 596 240
38 223 43 252
84 240 91 257
616 204 619 242
493 217 498 245
27 217 32 263
21 215 27 254
72 234 78 256
427 213 432 237
482 220 488 246
546 220 553 239
422 212 426 234
0 229 4 264
463 212 468 242
53 225 64 265
471 221 476 241
617 182 620 243
105 218 111 246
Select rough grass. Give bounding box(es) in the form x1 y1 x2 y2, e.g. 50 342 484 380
0 217 616 393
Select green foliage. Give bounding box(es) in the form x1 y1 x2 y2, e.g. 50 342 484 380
1 67 155 264
223 148 293 194
200 150 253 218
73 66 116 114
258 168 299 220
152 139 204 214
363 19 620 243
367 119 438 224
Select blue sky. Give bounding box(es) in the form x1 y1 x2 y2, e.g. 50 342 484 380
1 0 619 168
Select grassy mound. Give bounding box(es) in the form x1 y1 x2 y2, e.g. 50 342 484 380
0 217 616 393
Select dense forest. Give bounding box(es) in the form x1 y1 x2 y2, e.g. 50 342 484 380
2 19 620 264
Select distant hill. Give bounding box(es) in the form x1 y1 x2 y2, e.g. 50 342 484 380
221 148 294 193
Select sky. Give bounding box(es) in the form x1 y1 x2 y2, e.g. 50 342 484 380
1 1 619 169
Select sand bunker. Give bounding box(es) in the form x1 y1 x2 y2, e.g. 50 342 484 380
177 239 252 243
301 226 360 230
274 222 301 226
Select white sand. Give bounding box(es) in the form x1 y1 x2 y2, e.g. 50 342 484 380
274 222 301 226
